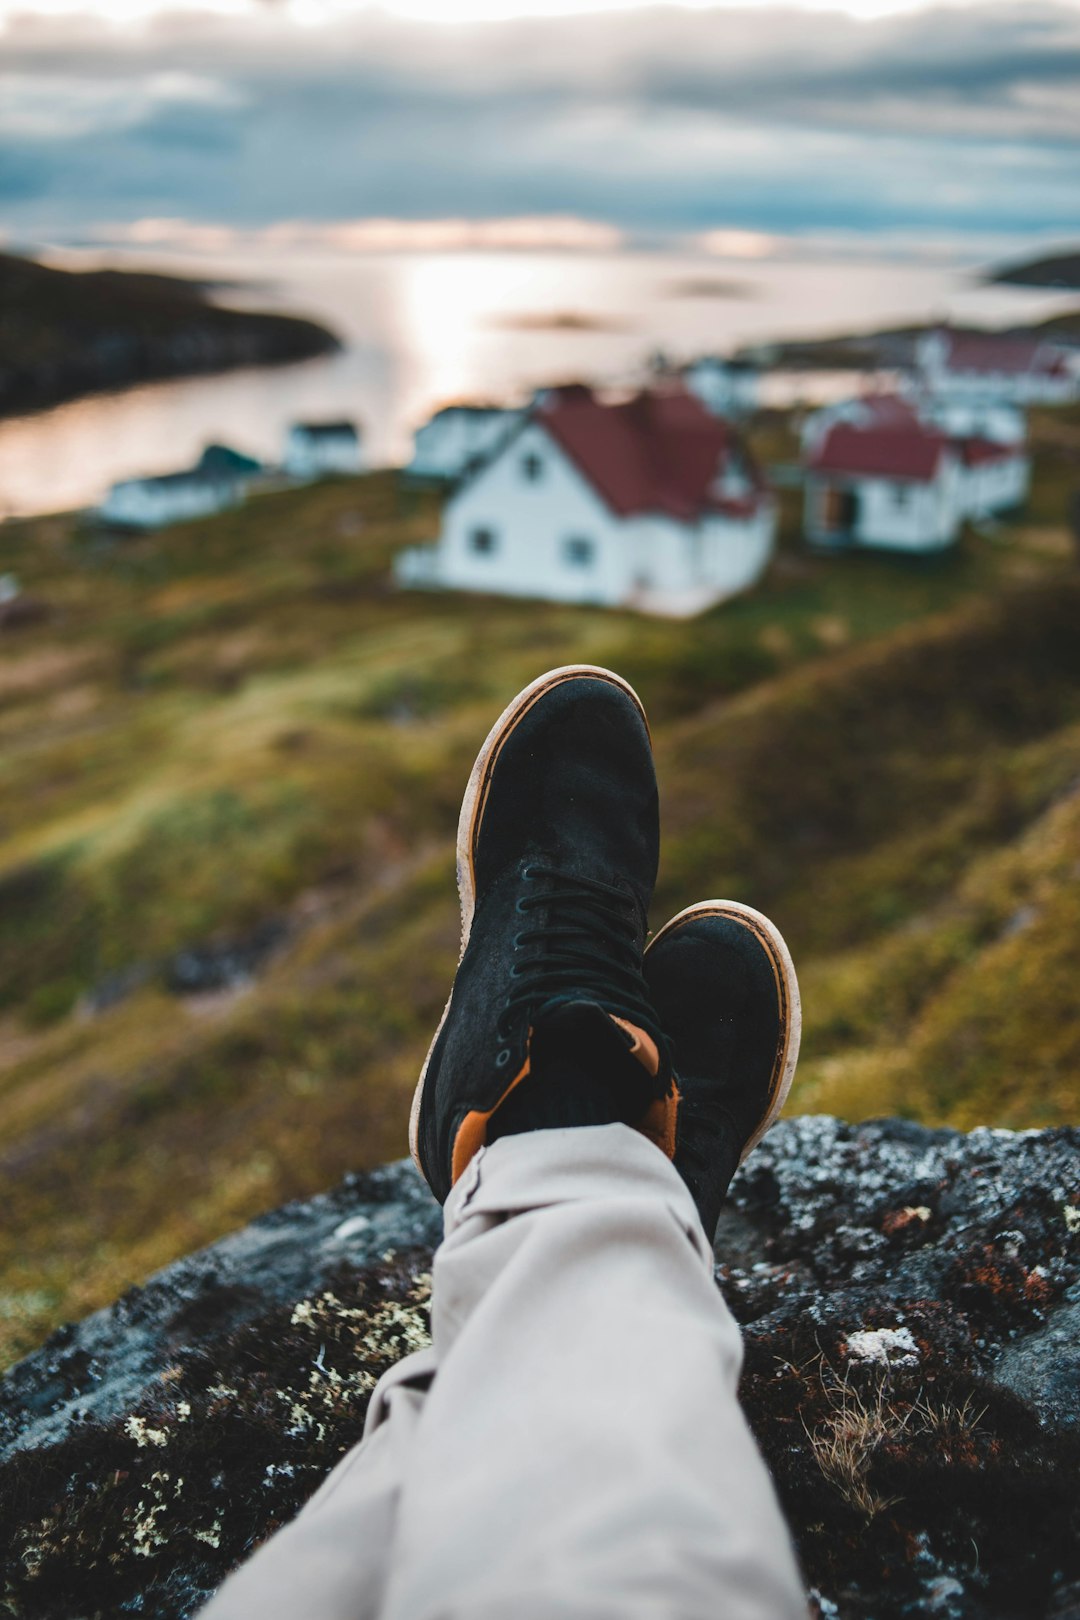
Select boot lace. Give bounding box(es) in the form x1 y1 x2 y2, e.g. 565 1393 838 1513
497 864 667 1062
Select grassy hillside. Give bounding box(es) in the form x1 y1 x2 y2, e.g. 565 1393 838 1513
0 408 1078 1367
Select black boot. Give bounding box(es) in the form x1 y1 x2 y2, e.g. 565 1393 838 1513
411 666 675 1204
644 901 801 1243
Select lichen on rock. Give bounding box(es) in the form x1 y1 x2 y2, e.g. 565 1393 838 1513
1 1117 1078 1619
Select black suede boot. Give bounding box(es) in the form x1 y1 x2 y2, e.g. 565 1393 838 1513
644 901 801 1244
411 666 674 1204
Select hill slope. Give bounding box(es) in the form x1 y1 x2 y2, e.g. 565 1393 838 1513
0 426 1077 1366
0 253 338 417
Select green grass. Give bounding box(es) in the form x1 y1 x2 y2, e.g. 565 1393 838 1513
0 412 1078 1368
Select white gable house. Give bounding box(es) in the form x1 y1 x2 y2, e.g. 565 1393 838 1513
804 418 966 553
916 327 1079 406
396 385 776 619
802 389 1030 547
285 420 363 480
407 404 523 484
98 441 263 530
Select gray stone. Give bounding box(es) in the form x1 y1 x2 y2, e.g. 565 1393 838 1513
1 1116 1078 1620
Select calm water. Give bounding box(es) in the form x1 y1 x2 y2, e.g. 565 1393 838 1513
1 246 1075 519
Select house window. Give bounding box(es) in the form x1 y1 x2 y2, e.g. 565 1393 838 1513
563 536 594 568
469 526 497 555
894 484 913 508
521 453 544 483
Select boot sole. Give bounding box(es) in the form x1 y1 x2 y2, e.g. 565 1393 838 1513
645 899 802 1163
409 664 652 1176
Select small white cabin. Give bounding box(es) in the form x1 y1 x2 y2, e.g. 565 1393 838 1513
916 395 1025 446
916 327 1079 406
285 421 363 480
396 384 776 619
683 357 759 420
99 470 242 529
804 420 965 553
407 404 522 483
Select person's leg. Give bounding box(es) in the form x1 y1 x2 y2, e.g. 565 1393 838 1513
201 665 807 1619
379 1124 805 1620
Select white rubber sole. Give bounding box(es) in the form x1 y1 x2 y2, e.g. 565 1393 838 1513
645 899 802 1163
408 664 651 1173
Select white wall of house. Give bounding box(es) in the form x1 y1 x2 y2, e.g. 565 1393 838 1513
285 428 362 480
626 505 776 617
100 477 239 528
431 423 629 605
408 409 521 481
396 420 776 616
963 452 1030 518
805 458 964 552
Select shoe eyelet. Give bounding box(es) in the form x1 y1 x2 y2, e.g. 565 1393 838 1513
495 1048 512 1069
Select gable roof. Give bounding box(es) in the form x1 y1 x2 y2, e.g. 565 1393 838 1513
428 402 513 421
534 384 762 521
197 443 262 477
290 420 359 439
961 436 1024 467
809 421 953 482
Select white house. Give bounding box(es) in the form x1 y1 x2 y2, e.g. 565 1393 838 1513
683 357 759 420
100 469 242 529
915 394 1025 446
803 418 965 552
801 389 1030 545
916 327 1079 406
284 420 363 480
407 404 523 483
99 442 262 530
396 384 776 618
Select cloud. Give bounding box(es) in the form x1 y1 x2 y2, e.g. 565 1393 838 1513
0 2 1078 241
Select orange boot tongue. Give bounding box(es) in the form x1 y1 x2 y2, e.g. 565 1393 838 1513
487 1000 663 1143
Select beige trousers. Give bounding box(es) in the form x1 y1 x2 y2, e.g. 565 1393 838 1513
200 1124 807 1620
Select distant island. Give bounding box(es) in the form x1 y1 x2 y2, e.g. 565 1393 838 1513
0 253 340 418
987 248 1080 290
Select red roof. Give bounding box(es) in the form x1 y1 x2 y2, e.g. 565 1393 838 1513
856 393 923 429
961 437 1023 466
933 328 1068 379
809 422 952 482
536 384 764 521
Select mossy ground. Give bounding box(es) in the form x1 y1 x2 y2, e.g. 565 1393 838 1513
1 406 1078 1367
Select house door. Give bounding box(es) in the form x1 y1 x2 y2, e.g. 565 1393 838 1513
821 484 859 539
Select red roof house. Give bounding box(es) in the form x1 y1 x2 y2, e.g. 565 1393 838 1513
916 326 1078 403
804 414 964 553
396 383 776 617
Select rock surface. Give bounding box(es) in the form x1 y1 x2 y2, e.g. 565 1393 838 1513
1 1116 1078 1619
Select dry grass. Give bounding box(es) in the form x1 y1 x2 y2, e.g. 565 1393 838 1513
806 1368 987 1520
0 412 1078 1365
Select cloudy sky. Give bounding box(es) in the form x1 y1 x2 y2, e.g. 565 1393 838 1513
2 0 1079 253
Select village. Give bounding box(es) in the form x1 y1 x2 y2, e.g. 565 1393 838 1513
92 323 1080 619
